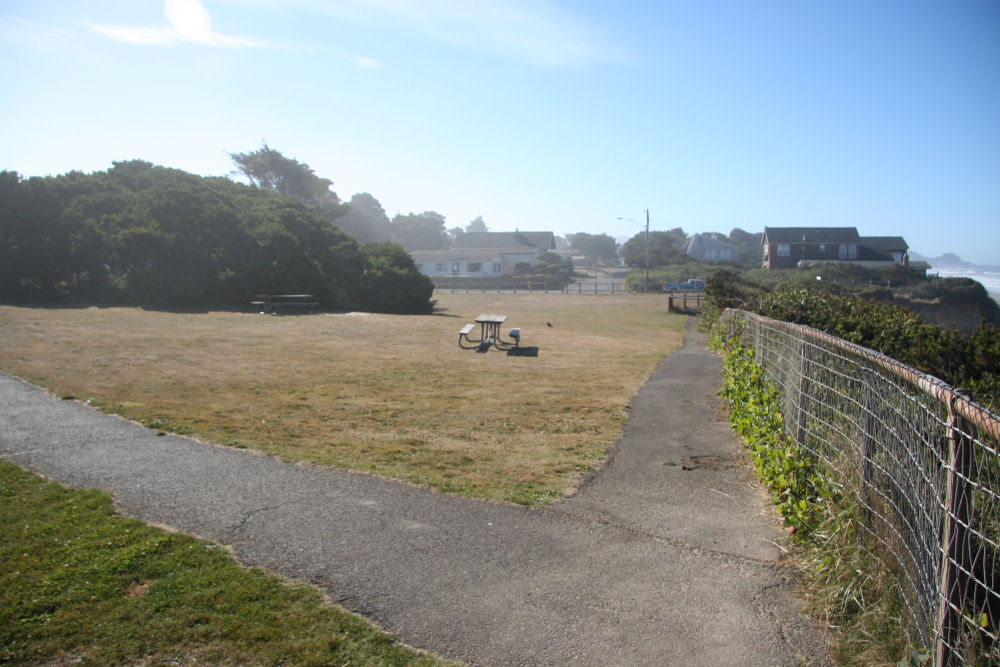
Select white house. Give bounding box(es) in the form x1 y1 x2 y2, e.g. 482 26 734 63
412 231 556 277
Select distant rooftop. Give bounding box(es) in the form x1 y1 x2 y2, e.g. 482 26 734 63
762 227 861 244
452 231 555 250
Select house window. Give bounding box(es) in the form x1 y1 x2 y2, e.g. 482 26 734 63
892 251 903 262
435 263 448 272
839 245 847 259
467 262 482 272
818 244 826 254
451 262 460 273
849 244 857 259
777 244 790 257
492 262 501 273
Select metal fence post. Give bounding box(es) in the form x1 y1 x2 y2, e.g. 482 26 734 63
795 334 810 447
935 394 972 665
860 377 878 525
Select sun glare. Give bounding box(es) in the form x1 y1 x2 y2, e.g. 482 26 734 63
164 0 212 40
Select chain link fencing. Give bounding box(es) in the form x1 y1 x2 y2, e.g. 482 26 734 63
720 309 999 664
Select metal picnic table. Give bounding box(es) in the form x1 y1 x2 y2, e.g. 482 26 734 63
251 294 318 315
458 314 520 350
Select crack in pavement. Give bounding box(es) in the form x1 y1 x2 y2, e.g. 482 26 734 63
545 504 799 570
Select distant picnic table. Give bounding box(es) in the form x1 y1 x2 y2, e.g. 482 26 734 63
458 314 521 350
251 294 318 315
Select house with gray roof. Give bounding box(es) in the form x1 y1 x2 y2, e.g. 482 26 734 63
685 233 739 263
411 231 556 277
762 227 910 269
452 231 555 251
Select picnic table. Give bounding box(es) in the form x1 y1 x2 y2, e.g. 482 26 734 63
458 314 520 350
251 294 318 315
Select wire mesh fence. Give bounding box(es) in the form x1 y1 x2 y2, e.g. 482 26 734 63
720 309 1000 665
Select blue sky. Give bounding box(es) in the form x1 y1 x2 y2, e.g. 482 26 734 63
3 1 998 264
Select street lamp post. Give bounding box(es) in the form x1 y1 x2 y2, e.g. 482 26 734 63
643 209 649 291
618 209 650 292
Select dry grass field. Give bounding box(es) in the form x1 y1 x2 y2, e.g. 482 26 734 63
0 293 686 504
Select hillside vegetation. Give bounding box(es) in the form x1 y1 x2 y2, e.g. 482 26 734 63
705 269 1000 411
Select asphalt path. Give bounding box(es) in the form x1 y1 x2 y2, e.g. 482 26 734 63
0 322 831 665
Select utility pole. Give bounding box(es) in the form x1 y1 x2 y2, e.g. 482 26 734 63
617 211 652 292
644 208 650 292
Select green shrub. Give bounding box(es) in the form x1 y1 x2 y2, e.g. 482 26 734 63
713 283 1000 412
713 337 835 536
358 243 434 314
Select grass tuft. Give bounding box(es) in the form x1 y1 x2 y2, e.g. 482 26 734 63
794 503 928 666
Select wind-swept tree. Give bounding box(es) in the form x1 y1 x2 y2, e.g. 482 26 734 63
229 142 339 206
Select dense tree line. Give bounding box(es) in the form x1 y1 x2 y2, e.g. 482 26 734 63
0 160 433 313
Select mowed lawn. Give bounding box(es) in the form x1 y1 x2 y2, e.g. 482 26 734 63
0 293 686 504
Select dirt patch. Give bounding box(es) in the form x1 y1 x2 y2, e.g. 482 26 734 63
126 580 154 598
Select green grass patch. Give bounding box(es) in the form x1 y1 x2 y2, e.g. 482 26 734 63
0 460 453 666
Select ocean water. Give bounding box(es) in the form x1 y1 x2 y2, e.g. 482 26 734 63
931 265 1000 303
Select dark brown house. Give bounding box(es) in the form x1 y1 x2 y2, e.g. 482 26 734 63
761 227 909 269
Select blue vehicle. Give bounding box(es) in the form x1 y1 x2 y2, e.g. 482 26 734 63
666 279 705 292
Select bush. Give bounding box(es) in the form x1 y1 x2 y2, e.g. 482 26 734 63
713 282 1000 412
358 243 434 314
714 337 834 536
908 277 987 304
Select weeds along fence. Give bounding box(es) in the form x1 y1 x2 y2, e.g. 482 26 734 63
720 309 1000 665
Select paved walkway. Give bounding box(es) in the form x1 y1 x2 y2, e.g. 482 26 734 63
0 323 831 665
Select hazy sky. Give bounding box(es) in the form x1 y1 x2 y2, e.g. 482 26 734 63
3 1 998 264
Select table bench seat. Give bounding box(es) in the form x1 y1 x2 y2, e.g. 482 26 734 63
251 295 317 314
